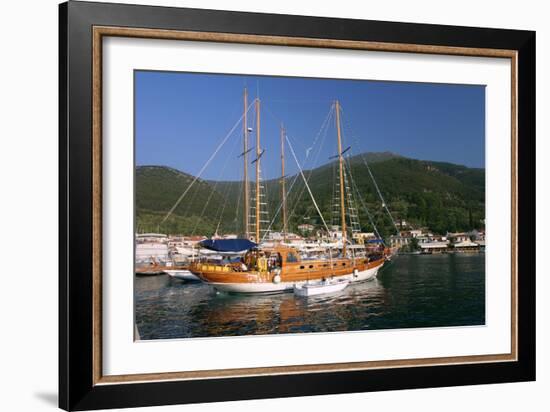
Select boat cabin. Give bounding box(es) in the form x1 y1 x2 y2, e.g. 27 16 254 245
242 246 300 272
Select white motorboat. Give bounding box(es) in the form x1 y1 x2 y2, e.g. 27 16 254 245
165 269 200 281
293 278 349 297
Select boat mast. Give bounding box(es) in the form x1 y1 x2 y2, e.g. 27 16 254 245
335 100 347 256
255 98 261 243
243 88 250 239
280 123 287 242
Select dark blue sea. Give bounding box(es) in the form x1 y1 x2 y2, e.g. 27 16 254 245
135 253 485 340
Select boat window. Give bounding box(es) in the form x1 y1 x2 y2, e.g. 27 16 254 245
286 252 298 263
309 265 314 269
300 265 305 269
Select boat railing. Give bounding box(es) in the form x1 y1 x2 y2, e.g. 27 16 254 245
194 262 250 273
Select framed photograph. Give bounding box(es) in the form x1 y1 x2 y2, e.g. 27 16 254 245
59 1 535 410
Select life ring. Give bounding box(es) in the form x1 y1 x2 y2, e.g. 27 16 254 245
353 269 359 278
273 274 281 284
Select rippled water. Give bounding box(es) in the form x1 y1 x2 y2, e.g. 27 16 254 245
135 254 485 340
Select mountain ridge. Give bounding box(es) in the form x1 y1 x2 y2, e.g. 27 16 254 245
136 152 485 238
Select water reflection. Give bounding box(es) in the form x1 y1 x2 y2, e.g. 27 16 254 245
135 254 485 340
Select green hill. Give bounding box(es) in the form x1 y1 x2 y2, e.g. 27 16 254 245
136 153 485 238
136 166 230 235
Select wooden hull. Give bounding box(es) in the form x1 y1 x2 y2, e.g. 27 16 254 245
135 268 166 276
190 256 384 294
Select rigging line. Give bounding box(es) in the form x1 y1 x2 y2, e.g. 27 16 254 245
260 101 308 161
299 132 338 224
233 169 244 234
190 157 230 236
260 116 331 241
262 102 283 128
286 104 334 222
358 147 399 234
340 107 399 234
181 169 209 220
264 100 333 169
214 174 235 235
256 162 270 235
214 150 242 235
288 108 333 219
334 163 341 228
260 101 307 155
303 104 335 169
260 149 310 241
284 134 338 276
191 128 242 235
344 155 382 240
160 100 255 225
285 134 332 236
262 105 333 236
177 101 254 226
343 163 360 233
260 174 294 241
261 99 335 106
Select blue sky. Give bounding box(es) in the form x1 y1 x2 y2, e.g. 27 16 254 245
135 71 485 181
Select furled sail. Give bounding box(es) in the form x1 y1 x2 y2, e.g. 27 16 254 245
199 238 257 252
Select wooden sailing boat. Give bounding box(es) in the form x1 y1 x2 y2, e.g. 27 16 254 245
189 95 385 293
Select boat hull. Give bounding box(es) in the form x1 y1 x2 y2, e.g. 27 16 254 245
200 257 384 294
210 281 292 294
350 264 380 282
294 280 349 297
135 269 165 276
165 270 200 281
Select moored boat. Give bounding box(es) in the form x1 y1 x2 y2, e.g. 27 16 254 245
189 241 384 294
135 263 166 276
293 278 349 297
174 92 389 293
165 268 200 281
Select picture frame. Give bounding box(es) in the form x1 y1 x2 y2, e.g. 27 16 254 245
59 1 536 410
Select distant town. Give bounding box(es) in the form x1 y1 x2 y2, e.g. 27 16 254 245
136 219 485 266
387 224 485 254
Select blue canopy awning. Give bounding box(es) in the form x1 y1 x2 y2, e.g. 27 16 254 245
366 239 385 244
198 238 257 253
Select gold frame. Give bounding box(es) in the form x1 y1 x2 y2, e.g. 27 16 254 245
92 26 518 386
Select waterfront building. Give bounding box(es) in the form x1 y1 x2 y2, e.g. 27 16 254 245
418 235 450 254
389 235 410 249
135 233 170 263
447 232 480 252
297 223 315 234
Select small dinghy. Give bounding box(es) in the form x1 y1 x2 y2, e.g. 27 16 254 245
165 269 200 281
293 278 349 297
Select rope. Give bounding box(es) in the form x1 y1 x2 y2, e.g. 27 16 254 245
214 176 234 235
259 104 333 240
345 155 382 239
286 134 338 269
191 131 241 235
285 135 332 235
260 156 306 241
233 168 244 234
286 104 334 223
262 99 334 219
160 100 254 225
340 107 400 234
